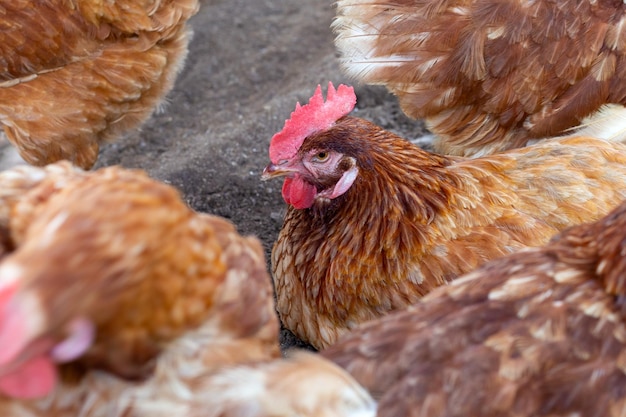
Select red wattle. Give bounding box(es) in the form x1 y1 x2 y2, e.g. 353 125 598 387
282 176 316 209
0 355 57 399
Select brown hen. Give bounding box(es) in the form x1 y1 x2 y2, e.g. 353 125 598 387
0 162 376 417
322 197 626 417
333 0 626 157
263 83 626 349
0 0 199 168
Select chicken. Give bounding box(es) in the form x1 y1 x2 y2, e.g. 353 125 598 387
332 0 626 157
322 197 626 417
0 162 376 417
0 0 199 168
262 82 626 349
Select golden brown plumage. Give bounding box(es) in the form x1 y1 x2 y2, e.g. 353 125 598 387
333 0 626 156
322 197 626 417
263 83 626 349
0 0 198 168
0 162 376 417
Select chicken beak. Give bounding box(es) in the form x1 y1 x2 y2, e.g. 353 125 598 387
261 162 294 181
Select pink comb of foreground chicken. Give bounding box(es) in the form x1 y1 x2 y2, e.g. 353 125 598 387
0 263 95 399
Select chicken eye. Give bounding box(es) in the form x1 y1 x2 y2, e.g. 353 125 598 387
314 151 329 162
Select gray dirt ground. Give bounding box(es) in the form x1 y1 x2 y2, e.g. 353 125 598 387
26 0 432 350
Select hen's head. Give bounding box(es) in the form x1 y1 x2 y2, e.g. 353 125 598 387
0 166 233 399
263 83 361 209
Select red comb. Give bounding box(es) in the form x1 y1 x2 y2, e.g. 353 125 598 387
269 82 356 163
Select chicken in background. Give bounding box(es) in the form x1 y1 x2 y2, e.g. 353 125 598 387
322 197 626 417
262 82 626 349
0 0 199 169
0 162 376 417
333 0 626 157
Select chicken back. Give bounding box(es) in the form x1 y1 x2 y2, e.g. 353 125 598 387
323 197 626 417
0 0 199 168
333 0 626 157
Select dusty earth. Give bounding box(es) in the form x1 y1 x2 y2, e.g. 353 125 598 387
8 0 431 350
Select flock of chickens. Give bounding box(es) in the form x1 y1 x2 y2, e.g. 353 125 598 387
2 0 626 416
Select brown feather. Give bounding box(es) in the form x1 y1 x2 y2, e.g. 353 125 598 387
322 199 626 417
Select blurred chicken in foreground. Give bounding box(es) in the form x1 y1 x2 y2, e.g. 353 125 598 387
323 197 626 417
0 0 199 168
263 82 626 349
333 0 626 157
0 162 375 417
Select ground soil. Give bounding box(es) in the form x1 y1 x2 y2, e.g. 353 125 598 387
10 0 432 351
